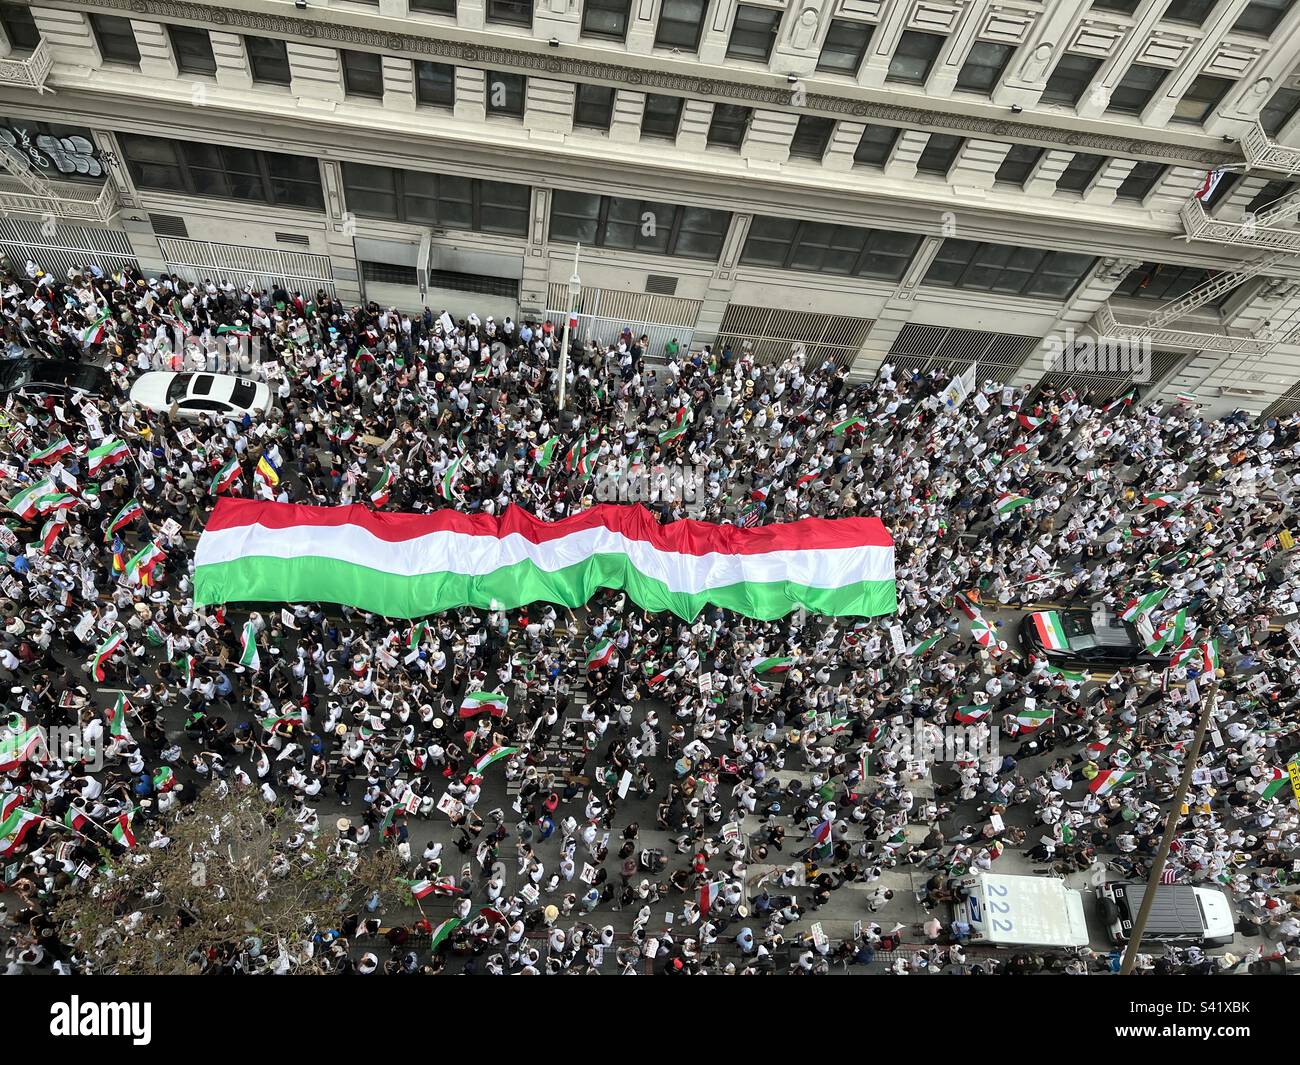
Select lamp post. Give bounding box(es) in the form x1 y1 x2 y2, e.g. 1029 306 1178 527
558 243 581 411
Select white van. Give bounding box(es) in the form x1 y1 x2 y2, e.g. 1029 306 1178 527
954 872 1090 948
1098 881 1236 949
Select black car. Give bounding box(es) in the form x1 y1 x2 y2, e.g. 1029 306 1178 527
1019 608 1169 668
0 358 109 399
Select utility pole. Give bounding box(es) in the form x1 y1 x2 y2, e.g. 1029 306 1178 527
1119 676 1218 975
557 243 581 412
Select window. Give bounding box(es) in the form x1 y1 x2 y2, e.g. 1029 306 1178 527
1173 74 1233 124
1260 87 1300 136
341 50 384 99
1164 0 1216 24
915 133 964 176
487 71 525 116
1092 0 1140 11
0 119 104 184
887 31 944 85
656 0 706 50
816 19 873 76
789 116 834 160
342 162 529 235
582 0 631 41
853 124 899 167
955 41 1014 94
1234 0 1289 36
0 4 39 52
1042 54 1102 106
1107 64 1169 115
549 191 731 261
1115 160 1166 201
642 94 683 139
415 61 455 106
707 103 751 148
995 144 1044 186
168 26 216 76
91 15 139 65
574 83 615 130
410 0 457 14
1245 179 1296 217
1056 152 1105 193
923 239 1096 299
726 5 781 62
1114 262 1234 307
120 133 324 210
247 38 291 86
487 0 533 25
740 215 922 281
361 261 420 286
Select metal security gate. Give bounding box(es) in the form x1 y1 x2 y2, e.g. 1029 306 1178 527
888 324 1039 382
545 283 700 360
715 305 874 369
0 217 139 277
1029 349 1190 403
160 236 336 297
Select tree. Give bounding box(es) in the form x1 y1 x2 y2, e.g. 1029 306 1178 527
51 782 405 974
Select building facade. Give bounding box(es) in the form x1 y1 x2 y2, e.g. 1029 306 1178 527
3 0 1300 415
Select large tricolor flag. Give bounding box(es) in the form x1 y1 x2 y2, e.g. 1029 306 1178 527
0 726 46 773
193 500 897 622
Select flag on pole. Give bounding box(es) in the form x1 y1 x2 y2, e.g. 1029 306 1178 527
89 631 125 682
239 620 260 670
7 477 54 519
585 638 616 671
28 437 73 465
429 916 462 950
39 516 65 554
406 620 428 651
86 438 129 477
458 692 508 718
954 705 990 725
437 457 463 501
125 540 165 587
533 435 561 471
910 633 944 657
105 694 133 742
0 802 41 857
110 809 136 848
829 417 867 435
107 498 145 537
1120 588 1168 622
369 468 394 508
80 308 112 348
748 655 793 674
1142 492 1184 508
1090 769 1137 795
1045 663 1087 683
469 745 519 777
1194 168 1225 202
995 492 1033 515
1014 707 1053 732
658 403 691 444
0 726 45 772
1144 607 1186 656
211 457 241 495
255 452 281 489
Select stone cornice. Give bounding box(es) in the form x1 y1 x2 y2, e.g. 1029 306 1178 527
50 0 1244 168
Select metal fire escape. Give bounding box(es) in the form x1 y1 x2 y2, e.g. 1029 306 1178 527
1090 121 1300 361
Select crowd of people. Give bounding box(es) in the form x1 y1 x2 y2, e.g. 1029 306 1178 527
2 258 1300 975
